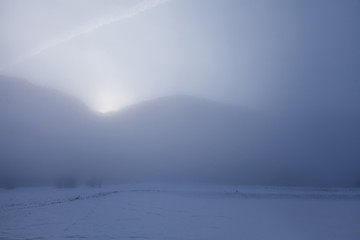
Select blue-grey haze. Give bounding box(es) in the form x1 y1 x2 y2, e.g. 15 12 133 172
0 0 359 187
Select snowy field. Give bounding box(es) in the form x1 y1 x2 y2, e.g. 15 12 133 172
1 184 360 240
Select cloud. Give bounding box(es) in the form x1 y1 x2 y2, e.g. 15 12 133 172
0 0 169 72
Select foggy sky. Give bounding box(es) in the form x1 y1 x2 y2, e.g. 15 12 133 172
1 0 359 112
1 0 360 188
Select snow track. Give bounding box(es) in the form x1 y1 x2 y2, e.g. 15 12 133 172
1 185 360 240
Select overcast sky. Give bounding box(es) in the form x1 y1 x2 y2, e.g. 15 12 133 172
0 0 359 112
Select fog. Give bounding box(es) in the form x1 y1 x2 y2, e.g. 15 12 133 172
0 0 359 188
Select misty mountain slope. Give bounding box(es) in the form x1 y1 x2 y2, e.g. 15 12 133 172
0 76 95 125
0 77 359 187
0 76 100 184
258 105 360 186
104 94 258 142
100 94 360 186
98 95 263 182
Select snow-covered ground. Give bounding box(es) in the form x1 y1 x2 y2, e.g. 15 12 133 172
1 184 360 240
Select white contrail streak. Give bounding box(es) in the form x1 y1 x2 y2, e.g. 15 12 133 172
0 0 169 72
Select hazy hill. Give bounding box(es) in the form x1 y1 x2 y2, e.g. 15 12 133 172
100 95 260 183
0 76 359 187
0 76 99 185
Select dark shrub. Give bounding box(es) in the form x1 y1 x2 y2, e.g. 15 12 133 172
0 177 17 190
55 176 77 188
87 177 103 188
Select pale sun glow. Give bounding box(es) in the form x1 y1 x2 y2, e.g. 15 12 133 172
93 91 131 113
